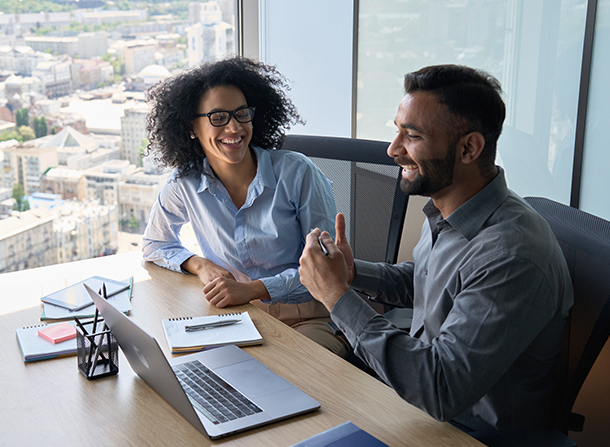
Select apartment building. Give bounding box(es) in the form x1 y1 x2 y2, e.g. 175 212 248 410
120 105 150 165
121 40 157 76
77 32 110 59
40 168 86 201
186 1 234 66
118 167 168 230
83 159 137 205
25 36 79 58
32 59 72 98
1 140 58 194
73 9 147 26
71 59 114 90
0 207 55 273
54 200 119 264
0 46 53 76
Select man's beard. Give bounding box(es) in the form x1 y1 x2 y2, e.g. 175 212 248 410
399 143 456 197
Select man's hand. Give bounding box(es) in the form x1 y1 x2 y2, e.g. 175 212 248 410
299 214 354 312
334 213 355 284
203 278 270 308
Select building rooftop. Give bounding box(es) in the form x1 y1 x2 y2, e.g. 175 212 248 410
0 208 55 241
61 97 147 133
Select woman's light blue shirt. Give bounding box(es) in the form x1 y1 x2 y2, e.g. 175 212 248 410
142 146 336 304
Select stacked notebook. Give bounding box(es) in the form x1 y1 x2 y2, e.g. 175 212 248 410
14 276 134 363
40 276 133 321
162 312 263 354
16 322 78 362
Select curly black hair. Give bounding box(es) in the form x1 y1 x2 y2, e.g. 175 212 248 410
145 56 303 179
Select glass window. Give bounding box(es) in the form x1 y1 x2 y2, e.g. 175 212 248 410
357 0 588 203
579 0 610 220
0 0 237 272
259 0 354 137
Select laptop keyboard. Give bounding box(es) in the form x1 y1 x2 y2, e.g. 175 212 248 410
173 360 263 425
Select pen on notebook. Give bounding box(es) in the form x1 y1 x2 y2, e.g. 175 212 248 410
185 319 241 332
309 228 329 256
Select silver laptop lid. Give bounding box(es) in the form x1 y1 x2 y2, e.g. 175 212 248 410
84 285 320 439
84 285 207 433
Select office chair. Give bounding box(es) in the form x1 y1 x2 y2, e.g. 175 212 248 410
471 197 610 447
280 134 408 265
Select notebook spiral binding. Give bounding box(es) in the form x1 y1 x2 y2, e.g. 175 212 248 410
22 324 47 329
168 312 242 321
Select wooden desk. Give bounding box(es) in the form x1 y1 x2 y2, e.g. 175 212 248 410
1 252 483 446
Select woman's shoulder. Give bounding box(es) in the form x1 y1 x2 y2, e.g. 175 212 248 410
161 168 201 193
266 147 316 170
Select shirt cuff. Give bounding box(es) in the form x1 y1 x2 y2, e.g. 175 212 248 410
163 250 197 273
330 289 379 343
258 277 286 304
350 259 383 296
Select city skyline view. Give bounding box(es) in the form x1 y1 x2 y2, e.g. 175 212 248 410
0 0 234 273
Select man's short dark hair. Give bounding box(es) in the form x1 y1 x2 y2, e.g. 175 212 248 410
404 65 506 172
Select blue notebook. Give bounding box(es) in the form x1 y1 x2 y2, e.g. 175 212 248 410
291 421 388 447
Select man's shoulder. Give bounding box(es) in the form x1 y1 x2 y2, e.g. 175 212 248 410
474 191 562 265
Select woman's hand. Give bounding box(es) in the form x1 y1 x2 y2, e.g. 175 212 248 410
181 256 235 285
203 278 270 308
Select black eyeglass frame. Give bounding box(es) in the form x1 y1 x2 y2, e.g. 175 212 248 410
193 106 256 127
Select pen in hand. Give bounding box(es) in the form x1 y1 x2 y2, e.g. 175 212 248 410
310 228 330 256
317 235 329 256
185 319 241 332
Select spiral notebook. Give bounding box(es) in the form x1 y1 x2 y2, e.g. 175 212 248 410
15 322 78 362
162 312 263 353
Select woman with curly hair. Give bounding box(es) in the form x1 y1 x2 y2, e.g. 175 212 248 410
142 57 349 357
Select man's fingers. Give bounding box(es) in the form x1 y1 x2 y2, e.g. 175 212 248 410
306 228 321 249
335 213 346 245
319 231 340 256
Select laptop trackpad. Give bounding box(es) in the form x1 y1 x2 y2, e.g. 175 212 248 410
215 360 292 398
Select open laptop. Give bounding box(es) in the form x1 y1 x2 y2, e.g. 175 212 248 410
84 285 320 439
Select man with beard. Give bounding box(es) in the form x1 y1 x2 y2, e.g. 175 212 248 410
298 65 573 435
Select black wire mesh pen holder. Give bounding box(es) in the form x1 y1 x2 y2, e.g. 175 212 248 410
75 317 118 380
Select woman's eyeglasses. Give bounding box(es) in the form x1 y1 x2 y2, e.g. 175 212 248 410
194 106 256 127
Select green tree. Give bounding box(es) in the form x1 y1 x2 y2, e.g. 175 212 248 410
15 108 29 127
102 53 123 76
18 125 35 142
128 215 140 230
137 138 149 166
12 183 30 212
0 129 22 142
33 116 48 138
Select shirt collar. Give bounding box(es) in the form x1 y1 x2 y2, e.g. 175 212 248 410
423 167 509 241
196 145 277 194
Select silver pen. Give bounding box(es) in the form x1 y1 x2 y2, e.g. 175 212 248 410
185 319 241 332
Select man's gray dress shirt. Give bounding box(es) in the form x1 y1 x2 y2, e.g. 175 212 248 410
331 168 573 431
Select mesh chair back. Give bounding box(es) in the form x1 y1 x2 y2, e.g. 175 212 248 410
281 134 408 264
525 197 610 433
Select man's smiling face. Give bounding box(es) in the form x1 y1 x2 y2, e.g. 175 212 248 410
387 91 461 198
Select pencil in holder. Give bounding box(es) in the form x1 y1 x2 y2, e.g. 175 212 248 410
75 316 118 380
